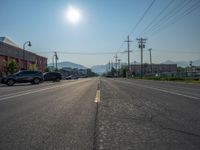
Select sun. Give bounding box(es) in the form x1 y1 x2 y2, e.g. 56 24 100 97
66 6 81 24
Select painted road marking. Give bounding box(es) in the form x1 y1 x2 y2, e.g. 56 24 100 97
94 90 100 103
131 82 200 100
0 83 56 98
0 79 92 102
0 83 69 101
145 86 200 100
95 78 101 103
116 80 200 100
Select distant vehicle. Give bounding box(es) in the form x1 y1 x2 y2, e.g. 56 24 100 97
65 75 79 80
43 72 62 82
1 70 43 86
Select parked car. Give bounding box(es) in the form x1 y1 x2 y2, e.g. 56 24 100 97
43 72 62 82
1 70 43 86
65 75 79 80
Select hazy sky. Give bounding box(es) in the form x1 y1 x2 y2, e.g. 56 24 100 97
1 0 200 67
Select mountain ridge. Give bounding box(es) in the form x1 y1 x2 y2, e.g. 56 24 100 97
48 61 87 69
48 59 200 74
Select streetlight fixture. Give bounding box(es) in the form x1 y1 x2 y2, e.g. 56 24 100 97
23 41 32 69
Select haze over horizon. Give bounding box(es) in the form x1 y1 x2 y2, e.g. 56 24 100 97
1 0 200 68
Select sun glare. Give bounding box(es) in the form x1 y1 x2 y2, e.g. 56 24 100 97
66 6 81 24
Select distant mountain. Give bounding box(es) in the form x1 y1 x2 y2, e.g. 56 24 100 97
91 65 107 75
48 61 87 69
48 59 200 73
161 59 200 67
91 62 129 74
91 59 200 74
193 59 200 66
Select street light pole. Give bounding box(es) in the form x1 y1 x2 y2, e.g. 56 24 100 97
23 41 32 70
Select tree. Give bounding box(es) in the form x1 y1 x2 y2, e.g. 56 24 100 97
177 66 186 72
5 59 19 74
121 67 128 77
44 67 50 72
111 67 116 76
28 63 37 71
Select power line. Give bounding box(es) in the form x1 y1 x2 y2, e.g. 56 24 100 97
129 0 156 36
139 0 174 36
144 0 200 36
149 0 200 36
116 0 156 54
33 51 117 55
146 0 191 34
151 49 200 53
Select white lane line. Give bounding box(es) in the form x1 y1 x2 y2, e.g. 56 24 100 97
0 82 55 92
0 83 70 102
133 83 200 100
0 79 92 100
0 79 93 102
0 83 55 98
94 90 100 103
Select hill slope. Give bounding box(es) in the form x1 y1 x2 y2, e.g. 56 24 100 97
48 61 87 69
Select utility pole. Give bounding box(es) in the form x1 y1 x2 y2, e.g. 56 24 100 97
124 35 133 76
118 59 121 70
111 61 113 69
52 55 55 71
190 61 193 67
115 54 118 70
109 61 111 72
137 38 147 78
114 54 118 76
54 51 58 71
148 48 152 73
118 59 121 77
107 62 109 73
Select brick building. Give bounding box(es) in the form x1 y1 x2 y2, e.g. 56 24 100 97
0 37 47 75
130 64 177 76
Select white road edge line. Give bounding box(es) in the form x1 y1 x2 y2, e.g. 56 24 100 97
134 83 200 100
0 83 55 98
0 78 92 102
0 83 70 102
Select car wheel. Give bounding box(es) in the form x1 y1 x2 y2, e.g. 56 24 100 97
33 78 40 84
55 78 60 82
7 79 15 86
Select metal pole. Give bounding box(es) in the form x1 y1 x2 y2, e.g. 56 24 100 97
128 36 130 72
52 55 55 71
149 48 152 73
141 39 143 78
137 38 147 78
23 41 31 70
124 36 133 77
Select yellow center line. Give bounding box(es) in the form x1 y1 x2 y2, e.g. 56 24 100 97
94 90 100 103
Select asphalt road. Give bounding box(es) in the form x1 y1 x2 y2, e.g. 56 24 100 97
96 78 200 150
0 78 98 150
0 78 200 150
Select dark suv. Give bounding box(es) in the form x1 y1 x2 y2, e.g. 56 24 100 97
2 70 43 86
43 72 62 82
